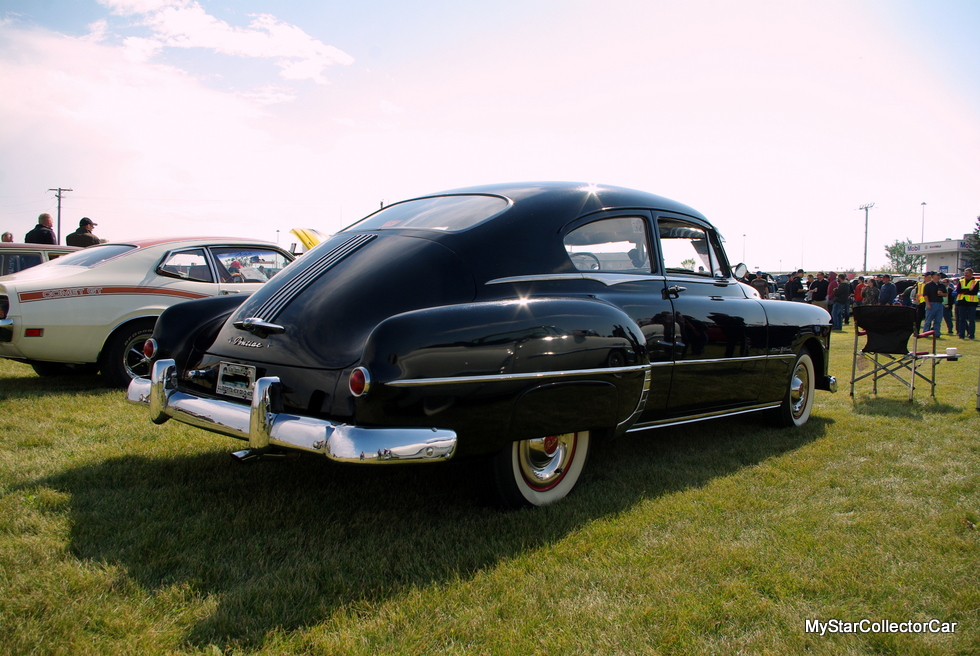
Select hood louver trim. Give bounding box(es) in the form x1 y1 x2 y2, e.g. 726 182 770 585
249 233 376 322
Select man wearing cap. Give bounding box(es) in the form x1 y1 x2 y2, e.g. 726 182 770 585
786 269 807 302
66 217 102 247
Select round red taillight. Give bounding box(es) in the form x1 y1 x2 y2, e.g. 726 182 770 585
349 366 370 397
142 338 158 359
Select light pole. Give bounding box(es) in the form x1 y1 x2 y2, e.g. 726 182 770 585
859 203 875 274
920 202 927 243
742 234 746 263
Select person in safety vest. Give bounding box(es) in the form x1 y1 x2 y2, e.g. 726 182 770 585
956 268 978 340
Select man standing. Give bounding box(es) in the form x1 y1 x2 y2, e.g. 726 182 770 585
65 217 103 247
879 274 898 305
940 273 955 335
810 271 830 310
956 268 978 340
922 272 945 336
786 269 807 302
24 213 57 244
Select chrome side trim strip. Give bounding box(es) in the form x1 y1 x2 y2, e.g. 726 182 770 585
672 355 771 366
386 363 651 387
128 359 457 464
487 273 666 287
626 402 780 432
618 367 652 430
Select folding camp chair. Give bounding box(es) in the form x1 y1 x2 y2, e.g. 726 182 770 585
850 305 958 401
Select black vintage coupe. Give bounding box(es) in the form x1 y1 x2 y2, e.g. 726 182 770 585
128 182 836 507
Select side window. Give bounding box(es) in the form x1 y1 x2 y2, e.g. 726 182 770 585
657 218 725 277
157 249 213 282
210 247 291 283
563 216 652 273
6 253 42 274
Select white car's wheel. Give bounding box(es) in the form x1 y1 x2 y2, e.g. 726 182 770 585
101 320 155 388
490 431 590 508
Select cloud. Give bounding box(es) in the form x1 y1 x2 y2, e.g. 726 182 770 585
97 0 352 84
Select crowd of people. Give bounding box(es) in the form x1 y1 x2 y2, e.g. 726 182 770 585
746 268 978 340
11 213 105 247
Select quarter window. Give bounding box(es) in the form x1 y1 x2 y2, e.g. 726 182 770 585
563 217 652 273
210 247 291 283
657 218 725 277
158 249 213 282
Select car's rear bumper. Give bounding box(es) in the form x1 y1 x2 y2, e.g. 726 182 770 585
127 359 457 463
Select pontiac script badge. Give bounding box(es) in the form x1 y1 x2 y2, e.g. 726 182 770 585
229 336 264 348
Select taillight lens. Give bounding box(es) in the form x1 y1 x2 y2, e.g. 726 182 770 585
349 366 370 397
143 338 158 359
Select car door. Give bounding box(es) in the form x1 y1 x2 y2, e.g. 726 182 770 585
562 212 674 415
654 214 768 414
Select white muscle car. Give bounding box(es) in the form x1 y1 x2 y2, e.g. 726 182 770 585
0 237 293 386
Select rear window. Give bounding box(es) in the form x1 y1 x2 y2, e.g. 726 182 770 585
342 195 511 233
50 244 136 267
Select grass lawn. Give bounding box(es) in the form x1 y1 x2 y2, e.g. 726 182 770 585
1 324 978 655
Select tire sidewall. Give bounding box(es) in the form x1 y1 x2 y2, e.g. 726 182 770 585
492 431 591 508
785 351 815 427
101 321 155 387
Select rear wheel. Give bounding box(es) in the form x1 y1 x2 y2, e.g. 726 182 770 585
100 320 155 388
489 431 590 508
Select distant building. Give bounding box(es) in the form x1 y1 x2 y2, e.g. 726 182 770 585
906 235 973 275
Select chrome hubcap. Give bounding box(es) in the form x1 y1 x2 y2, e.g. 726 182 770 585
124 334 152 379
518 433 577 490
790 362 810 419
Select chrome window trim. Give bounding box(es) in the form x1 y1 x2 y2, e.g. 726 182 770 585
487 273 666 287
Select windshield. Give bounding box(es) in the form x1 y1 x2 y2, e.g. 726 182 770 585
342 194 511 233
50 244 136 267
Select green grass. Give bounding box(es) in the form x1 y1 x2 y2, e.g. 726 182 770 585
1 326 979 655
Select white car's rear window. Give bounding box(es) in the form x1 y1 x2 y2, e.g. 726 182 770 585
50 244 136 267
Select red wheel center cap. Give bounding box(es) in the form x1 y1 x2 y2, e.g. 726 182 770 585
543 435 559 456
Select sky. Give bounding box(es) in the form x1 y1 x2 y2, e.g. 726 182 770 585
1 0 978 272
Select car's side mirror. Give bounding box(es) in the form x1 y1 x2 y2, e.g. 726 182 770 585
733 263 748 279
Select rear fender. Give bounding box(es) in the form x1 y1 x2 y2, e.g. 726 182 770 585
356 297 648 453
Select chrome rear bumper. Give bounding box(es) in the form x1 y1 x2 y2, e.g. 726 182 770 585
127 359 457 463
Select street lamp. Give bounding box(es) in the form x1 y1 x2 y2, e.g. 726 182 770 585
859 203 874 274
742 234 746 263
920 202 927 243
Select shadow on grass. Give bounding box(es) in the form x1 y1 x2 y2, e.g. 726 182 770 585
0 368 110 400
850 395 961 418
27 413 827 649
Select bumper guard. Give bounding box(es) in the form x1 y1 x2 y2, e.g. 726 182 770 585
127 359 457 463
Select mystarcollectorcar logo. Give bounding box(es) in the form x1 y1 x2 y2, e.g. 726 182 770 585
806 618 957 636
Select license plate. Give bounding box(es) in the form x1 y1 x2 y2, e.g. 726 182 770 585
216 362 256 401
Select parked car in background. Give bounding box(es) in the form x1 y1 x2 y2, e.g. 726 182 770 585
0 243 79 275
129 182 836 508
0 238 293 386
